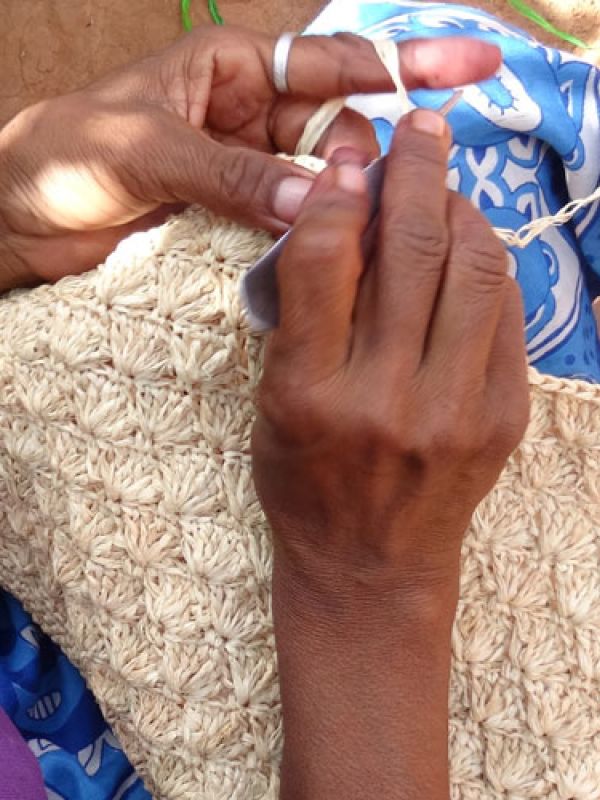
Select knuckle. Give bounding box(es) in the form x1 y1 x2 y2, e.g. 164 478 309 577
356 412 394 450
451 201 508 289
213 148 267 212
349 392 414 459
340 72 369 99
409 393 485 461
504 276 526 311
257 371 329 439
429 419 478 460
461 393 530 466
309 227 348 265
331 31 364 47
331 33 374 94
286 224 349 270
354 419 411 469
255 379 287 428
329 109 379 155
494 398 531 454
215 149 251 205
460 237 507 288
385 215 448 263
256 377 299 433
395 135 446 172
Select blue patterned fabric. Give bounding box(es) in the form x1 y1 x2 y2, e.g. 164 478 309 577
307 0 600 383
1 4 599 797
0 592 150 800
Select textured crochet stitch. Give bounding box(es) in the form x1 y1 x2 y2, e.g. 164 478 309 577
0 200 598 799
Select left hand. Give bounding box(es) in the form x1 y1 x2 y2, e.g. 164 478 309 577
0 25 500 286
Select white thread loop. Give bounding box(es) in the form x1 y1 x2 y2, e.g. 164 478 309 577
296 37 409 156
372 39 411 114
295 98 348 156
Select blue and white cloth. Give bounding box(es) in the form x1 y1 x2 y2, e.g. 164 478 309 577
1 3 599 798
308 0 600 382
0 592 150 800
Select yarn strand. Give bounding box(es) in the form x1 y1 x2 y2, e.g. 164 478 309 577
494 184 600 248
297 36 600 251
296 39 407 156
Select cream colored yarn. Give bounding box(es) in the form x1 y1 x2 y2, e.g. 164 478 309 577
0 203 599 800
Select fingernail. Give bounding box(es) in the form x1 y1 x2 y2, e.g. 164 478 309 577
273 177 313 223
336 164 367 195
410 109 446 137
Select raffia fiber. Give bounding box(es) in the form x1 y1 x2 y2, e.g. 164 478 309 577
0 201 598 800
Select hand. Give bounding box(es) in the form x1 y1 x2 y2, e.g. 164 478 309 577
252 111 529 799
253 111 529 598
0 25 500 288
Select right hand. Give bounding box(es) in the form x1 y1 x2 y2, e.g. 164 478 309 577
253 108 530 800
252 108 530 601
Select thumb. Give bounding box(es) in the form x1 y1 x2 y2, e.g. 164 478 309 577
141 118 316 234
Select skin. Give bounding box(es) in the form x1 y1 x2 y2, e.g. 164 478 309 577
0 25 529 799
252 115 530 799
0 25 501 285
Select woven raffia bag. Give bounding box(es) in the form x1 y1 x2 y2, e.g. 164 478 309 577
0 198 599 799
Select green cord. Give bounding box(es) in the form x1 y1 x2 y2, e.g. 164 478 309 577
208 0 224 25
181 0 193 31
182 1 588 46
507 0 592 49
181 0 223 31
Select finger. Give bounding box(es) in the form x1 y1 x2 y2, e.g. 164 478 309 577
272 163 369 377
486 281 530 453
127 110 318 233
276 35 501 99
270 99 380 162
425 193 511 378
487 280 528 388
318 112 380 162
367 109 451 360
191 138 314 232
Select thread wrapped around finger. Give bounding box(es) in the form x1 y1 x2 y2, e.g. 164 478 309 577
297 37 600 251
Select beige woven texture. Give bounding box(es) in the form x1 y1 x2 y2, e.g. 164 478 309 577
0 203 599 799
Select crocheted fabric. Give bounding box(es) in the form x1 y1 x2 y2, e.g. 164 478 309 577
0 206 599 800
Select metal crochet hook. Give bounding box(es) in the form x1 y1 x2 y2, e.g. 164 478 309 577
241 91 463 332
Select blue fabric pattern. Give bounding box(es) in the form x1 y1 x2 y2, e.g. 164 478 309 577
1 4 599 798
0 592 150 800
307 0 600 383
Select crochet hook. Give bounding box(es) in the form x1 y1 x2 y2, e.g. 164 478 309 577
242 91 463 332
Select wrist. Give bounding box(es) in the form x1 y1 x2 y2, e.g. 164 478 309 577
273 549 457 800
272 541 461 642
